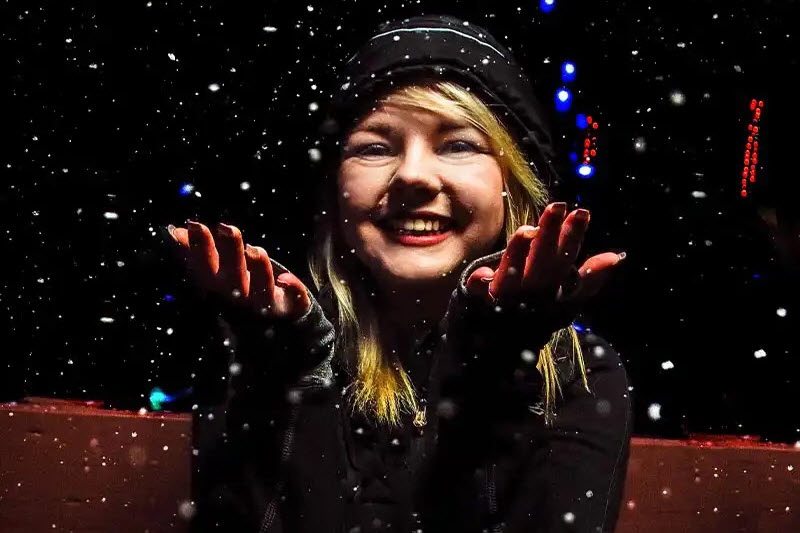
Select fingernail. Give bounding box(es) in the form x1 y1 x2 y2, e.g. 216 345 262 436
522 228 537 239
616 251 627 263
551 202 567 215
187 220 200 229
575 209 590 222
217 222 234 236
480 276 494 283
167 224 176 236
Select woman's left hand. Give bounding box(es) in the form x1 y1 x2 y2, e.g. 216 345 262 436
465 202 625 309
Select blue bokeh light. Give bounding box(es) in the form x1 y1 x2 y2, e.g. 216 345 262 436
576 113 588 129
561 61 576 82
540 0 556 13
569 151 578 163
555 88 572 112
180 183 194 196
577 163 595 178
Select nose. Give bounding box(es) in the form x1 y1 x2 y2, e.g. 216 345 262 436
387 141 443 203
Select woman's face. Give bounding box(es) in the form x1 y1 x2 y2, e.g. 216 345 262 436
337 100 505 293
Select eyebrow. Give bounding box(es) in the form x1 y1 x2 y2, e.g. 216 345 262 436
353 120 472 136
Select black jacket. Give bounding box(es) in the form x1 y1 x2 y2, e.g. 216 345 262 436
190 250 633 533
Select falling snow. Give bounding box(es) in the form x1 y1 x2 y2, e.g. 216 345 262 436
669 90 686 106
3 8 798 528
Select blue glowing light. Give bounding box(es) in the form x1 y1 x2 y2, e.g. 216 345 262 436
180 183 195 196
573 322 585 332
561 62 576 82
577 164 595 178
555 88 572 112
540 0 556 12
149 387 173 411
576 113 588 129
569 151 578 163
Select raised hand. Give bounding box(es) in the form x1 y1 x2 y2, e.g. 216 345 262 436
465 202 625 311
167 221 312 322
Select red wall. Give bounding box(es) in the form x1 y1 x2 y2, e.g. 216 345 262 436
2 399 799 532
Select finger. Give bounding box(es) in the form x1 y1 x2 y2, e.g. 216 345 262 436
187 221 220 292
244 244 276 316
491 225 538 300
216 223 250 299
553 208 590 288
521 202 567 293
169 225 190 248
274 272 312 321
563 252 625 302
465 266 497 305
167 225 190 267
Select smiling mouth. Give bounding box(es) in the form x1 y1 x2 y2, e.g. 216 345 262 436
377 217 455 236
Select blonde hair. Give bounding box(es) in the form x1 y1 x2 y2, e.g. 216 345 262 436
307 80 590 427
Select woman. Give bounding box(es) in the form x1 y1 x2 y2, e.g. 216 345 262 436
168 14 632 533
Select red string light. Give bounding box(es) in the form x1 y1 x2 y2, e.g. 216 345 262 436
582 115 599 163
740 99 764 198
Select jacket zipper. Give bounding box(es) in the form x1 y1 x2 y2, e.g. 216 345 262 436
258 383 317 533
486 462 502 533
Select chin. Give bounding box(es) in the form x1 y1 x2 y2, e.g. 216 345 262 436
380 264 459 288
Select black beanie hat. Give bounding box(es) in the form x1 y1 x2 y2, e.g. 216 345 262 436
316 14 561 189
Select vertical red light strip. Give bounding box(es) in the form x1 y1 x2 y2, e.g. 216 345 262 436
741 98 764 198
583 115 599 164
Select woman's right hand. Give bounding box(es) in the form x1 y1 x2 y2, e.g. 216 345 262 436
167 221 312 322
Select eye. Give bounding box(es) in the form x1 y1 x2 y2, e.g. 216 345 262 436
351 140 483 158
443 140 481 154
354 143 390 157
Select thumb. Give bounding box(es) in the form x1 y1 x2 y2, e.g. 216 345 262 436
275 272 312 320
568 252 625 302
465 266 497 305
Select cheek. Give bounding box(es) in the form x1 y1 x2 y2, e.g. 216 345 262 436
337 180 384 246
338 170 384 216
463 167 505 224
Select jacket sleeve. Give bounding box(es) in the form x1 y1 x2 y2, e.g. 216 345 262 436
438 249 580 409
497 330 633 533
425 250 633 533
217 255 336 391
190 256 336 532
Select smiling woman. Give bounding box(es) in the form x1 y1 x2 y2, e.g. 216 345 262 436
331 89 509 427
180 14 632 533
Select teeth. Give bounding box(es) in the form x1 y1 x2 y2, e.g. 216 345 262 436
388 218 449 231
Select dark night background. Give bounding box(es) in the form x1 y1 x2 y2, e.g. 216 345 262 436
4 0 799 442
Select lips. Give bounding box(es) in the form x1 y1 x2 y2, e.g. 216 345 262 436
381 227 452 246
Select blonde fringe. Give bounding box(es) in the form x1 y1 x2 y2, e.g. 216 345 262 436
308 80 590 428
